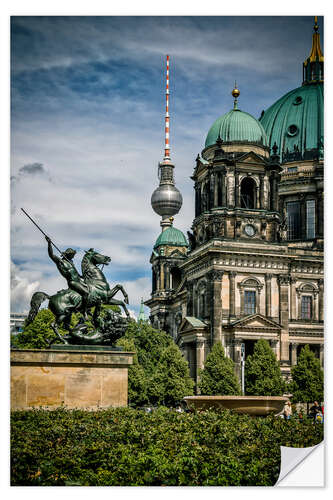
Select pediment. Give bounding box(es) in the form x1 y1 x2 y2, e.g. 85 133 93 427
169 249 186 258
179 316 208 333
231 314 281 330
236 151 268 165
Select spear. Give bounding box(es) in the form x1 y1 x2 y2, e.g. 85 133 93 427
21 207 70 261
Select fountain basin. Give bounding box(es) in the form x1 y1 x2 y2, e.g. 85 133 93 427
184 395 289 416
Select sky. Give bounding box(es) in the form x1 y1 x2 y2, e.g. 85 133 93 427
10 15 324 318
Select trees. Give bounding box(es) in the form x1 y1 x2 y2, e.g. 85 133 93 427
116 337 148 407
149 343 194 406
11 309 62 349
245 339 285 396
198 342 241 395
290 344 324 404
116 321 194 407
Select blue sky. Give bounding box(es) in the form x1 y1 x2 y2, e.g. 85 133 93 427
10 15 324 317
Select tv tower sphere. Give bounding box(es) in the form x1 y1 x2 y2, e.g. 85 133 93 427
151 165 183 216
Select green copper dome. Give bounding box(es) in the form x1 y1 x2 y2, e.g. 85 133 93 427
259 82 323 162
205 108 269 148
154 226 188 249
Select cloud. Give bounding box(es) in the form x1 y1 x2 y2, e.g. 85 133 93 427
10 16 323 313
10 261 40 313
20 162 45 175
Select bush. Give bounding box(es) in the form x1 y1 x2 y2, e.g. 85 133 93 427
198 342 241 395
245 339 285 396
11 407 323 486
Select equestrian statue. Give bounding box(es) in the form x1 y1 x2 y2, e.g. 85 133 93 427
22 208 131 346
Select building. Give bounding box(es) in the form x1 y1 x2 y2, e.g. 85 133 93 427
145 19 324 388
10 312 27 335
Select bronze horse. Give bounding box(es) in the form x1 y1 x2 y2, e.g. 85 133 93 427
26 249 130 341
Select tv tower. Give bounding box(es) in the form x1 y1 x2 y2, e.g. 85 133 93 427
151 55 183 231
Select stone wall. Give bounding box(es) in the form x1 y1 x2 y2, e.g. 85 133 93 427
11 348 134 410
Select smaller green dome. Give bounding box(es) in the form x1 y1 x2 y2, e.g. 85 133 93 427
205 108 268 148
154 226 188 249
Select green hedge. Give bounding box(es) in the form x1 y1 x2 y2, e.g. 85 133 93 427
11 407 323 486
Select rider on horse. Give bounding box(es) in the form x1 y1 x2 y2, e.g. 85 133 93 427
45 235 89 319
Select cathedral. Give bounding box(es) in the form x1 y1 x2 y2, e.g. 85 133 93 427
145 19 324 388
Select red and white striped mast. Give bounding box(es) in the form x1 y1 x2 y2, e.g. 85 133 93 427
151 55 183 231
164 54 170 161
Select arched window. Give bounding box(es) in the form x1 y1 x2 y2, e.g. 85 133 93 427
170 267 181 290
240 177 256 209
238 277 263 316
296 283 319 321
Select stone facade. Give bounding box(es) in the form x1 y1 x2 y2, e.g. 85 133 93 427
146 138 323 390
11 348 134 410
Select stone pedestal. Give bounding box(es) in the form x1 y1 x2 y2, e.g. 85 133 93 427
11 347 134 410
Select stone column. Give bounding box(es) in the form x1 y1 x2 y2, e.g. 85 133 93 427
209 173 214 210
318 279 324 322
291 342 298 366
227 169 235 208
270 339 279 359
290 277 297 321
270 173 278 211
235 171 240 207
256 288 262 314
314 290 319 321
196 338 206 390
265 274 272 318
160 264 165 290
221 169 227 207
278 275 290 362
319 343 324 368
214 172 219 206
256 181 260 209
165 264 170 290
263 175 269 209
209 270 224 345
229 271 236 318
259 174 265 209
156 267 161 291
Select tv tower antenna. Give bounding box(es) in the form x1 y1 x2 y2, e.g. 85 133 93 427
151 55 183 231
164 54 170 160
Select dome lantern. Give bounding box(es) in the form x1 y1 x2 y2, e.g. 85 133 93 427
303 16 324 85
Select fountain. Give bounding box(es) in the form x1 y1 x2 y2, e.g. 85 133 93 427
184 395 289 416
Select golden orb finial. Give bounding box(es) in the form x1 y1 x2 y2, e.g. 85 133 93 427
231 81 240 109
231 85 240 98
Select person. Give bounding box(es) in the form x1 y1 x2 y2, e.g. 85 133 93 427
283 401 292 420
309 401 322 422
45 235 89 319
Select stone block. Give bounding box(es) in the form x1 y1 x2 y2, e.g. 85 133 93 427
11 348 134 410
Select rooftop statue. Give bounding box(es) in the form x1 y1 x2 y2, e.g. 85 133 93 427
22 209 130 346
